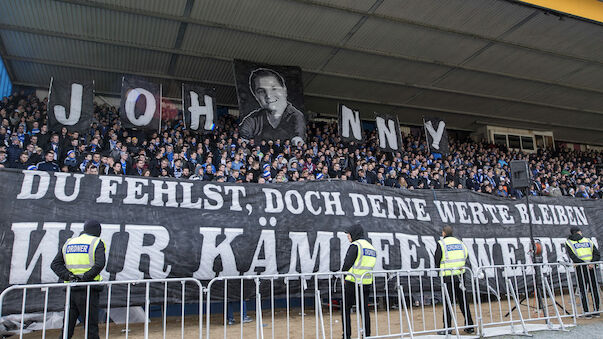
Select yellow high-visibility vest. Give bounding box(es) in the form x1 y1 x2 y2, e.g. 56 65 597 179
62 234 104 282
345 239 377 285
438 237 467 276
566 238 594 262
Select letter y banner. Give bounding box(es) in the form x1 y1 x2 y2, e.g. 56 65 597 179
424 117 449 155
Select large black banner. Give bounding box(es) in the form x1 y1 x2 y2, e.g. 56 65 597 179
47 79 94 133
182 84 216 134
234 60 306 145
120 77 161 130
0 168 601 313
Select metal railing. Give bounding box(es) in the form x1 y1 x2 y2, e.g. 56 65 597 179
1 261 601 339
204 272 356 339
560 261 602 319
355 267 478 339
473 262 580 337
0 278 203 339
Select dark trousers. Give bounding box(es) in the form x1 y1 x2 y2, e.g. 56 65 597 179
59 288 100 339
576 265 600 313
342 280 371 339
442 275 474 330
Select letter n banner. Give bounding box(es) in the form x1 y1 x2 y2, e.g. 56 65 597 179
120 76 161 130
182 84 216 133
375 113 402 152
47 78 94 133
338 104 363 142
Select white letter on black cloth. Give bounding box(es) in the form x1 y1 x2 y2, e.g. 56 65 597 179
125 88 156 126
54 83 83 125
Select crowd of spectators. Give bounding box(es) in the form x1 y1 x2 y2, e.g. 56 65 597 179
1 90 601 200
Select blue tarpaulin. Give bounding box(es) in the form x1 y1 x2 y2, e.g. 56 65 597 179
0 57 12 99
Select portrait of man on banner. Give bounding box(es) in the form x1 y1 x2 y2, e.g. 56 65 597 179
234 60 306 146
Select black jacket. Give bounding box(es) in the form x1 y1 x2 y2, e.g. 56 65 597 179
37 161 59 172
11 159 30 169
51 235 106 282
342 224 367 272
565 233 600 263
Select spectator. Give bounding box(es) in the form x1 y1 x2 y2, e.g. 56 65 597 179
46 134 61 161
0 150 7 167
85 163 99 175
575 185 589 199
111 162 123 175
7 136 22 164
131 158 145 176
384 170 399 188
12 151 30 169
547 181 562 197
37 150 59 172
63 150 79 171
496 185 508 198
118 152 130 174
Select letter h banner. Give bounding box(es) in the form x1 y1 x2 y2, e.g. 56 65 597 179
182 84 216 133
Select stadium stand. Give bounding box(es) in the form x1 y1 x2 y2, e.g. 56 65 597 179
0 90 601 200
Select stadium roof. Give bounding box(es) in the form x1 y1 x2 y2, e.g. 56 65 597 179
0 0 602 145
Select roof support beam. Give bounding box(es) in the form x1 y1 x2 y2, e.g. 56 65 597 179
304 0 382 86
1 24 602 116
405 11 539 107
7 55 603 133
167 0 195 76
49 0 603 96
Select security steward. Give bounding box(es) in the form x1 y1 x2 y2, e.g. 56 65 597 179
435 226 474 335
51 220 106 339
341 223 376 339
565 226 600 317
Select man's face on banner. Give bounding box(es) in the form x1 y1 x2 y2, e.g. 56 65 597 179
253 74 287 116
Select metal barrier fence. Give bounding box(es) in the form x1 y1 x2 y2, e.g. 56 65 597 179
204 272 354 339
474 262 577 337
0 262 601 339
204 268 478 339
562 261 602 319
355 267 478 339
0 278 203 339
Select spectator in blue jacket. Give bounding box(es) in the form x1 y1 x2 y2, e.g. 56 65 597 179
37 150 59 172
